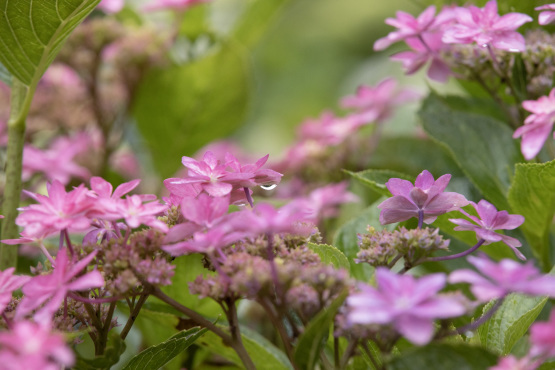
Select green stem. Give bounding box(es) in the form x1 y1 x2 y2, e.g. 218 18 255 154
1 78 36 270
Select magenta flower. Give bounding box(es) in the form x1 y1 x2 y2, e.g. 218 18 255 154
230 202 310 237
442 0 532 52
347 268 467 345
449 254 555 302
489 355 538 370
340 78 420 124
16 181 94 239
88 176 143 218
377 170 469 225
225 153 282 188
98 0 124 13
449 200 525 260
374 5 452 51
181 193 229 229
530 309 555 359
115 195 169 232
0 268 30 314
16 248 105 324
536 4 555 25
163 227 244 256
513 89 555 160
0 321 74 370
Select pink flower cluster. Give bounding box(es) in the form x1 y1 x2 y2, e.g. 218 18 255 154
375 0 532 82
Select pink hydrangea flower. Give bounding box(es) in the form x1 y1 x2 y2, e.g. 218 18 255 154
489 355 539 370
0 321 74 370
230 202 310 237
98 0 125 13
144 0 209 11
162 227 244 256
449 254 555 302
15 181 95 239
513 89 555 160
297 182 358 222
347 268 467 345
16 248 104 324
442 0 532 52
0 268 30 314
449 200 525 260
377 170 469 225
536 4 555 26
224 153 282 188
530 309 555 359
115 195 169 232
340 78 420 123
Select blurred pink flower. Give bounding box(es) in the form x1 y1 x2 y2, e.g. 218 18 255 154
536 4 555 26
16 248 104 324
449 254 555 302
0 268 30 315
489 355 538 370
513 88 555 160
98 0 125 13
449 200 525 260
347 268 466 345
298 182 358 222
144 0 209 11
225 153 282 188
163 226 244 256
0 321 74 370
230 202 310 236
116 195 169 232
341 78 420 123
378 170 469 225
442 0 532 52
530 309 555 359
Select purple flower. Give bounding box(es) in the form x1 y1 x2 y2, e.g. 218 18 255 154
377 170 469 225
0 268 30 315
442 0 532 52
449 254 555 302
0 321 74 370
530 309 555 359
536 4 555 26
513 89 555 160
449 200 525 260
347 268 466 345
16 248 105 324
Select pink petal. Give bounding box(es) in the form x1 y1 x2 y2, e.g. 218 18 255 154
396 315 435 345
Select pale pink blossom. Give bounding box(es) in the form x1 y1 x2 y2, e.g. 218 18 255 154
298 182 358 222
98 0 125 13
442 0 532 52
378 170 469 225
536 4 555 26
162 227 244 256
449 254 555 302
347 268 467 345
16 248 104 324
0 268 30 314
144 0 209 12
115 195 169 232
0 321 74 370
450 200 525 260
513 89 555 160
230 202 311 237
298 112 364 146
530 309 555 359
489 355 539 370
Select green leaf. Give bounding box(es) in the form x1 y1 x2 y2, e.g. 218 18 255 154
76 332 127 370
232 0 291 47
508 160 555 269
122 327 207 370
333 203 387 281
197 325 292 370
0 0 100 86
419 93 523 211
343 169 412 197
387 343 497 370
306 242 350 271
132 43 249 178
293 292 347 370
511 53 528 102
478 294 548 355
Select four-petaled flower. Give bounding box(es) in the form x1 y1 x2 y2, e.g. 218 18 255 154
347 268 467 345
449 254 555 302
449 200 525 260
378 170 469 225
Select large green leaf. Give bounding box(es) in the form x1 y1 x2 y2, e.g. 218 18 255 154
197 325 292 370
122 327 207 370
293 292 347 370
508 160 555 269
306 242 350 271
0 0 100 86
419 93 523 211
478 294 548 356
387 343 497 370
132 44 249 178
343 169 412 197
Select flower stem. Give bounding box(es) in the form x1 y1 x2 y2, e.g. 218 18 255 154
1 79 36 270
423 239 485 263
120 292 149 340
417 210 424 229
456 297 505 335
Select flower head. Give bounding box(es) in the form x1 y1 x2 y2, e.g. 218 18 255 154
513 89 555 160
442 0 532 52
98 0 124 13
377 170 469 225
536 4 555 26
449 200 525 260
449 254 555 302
347 268 466 345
